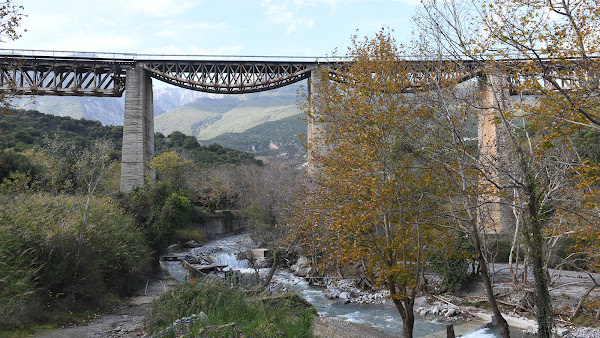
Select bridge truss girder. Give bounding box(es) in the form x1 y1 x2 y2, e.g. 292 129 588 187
0 55 130 97
140 61 316 94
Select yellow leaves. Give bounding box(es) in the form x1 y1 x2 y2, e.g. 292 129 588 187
150 151 193 188
287 29 449 294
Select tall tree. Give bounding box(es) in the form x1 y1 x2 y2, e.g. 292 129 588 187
289 30 444 338
416 0 600 336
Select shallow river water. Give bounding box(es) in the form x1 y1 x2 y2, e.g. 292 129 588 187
162 234 515 337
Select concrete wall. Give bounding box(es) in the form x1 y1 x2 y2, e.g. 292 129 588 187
200 211 245 237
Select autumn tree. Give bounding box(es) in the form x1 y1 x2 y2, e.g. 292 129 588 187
416 0 600 336
288 31 447 338
0 0 24 112
149 151 194 191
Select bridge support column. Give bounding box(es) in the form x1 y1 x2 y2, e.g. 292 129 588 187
120 65 154 192
477 72 515 233
307 67 325 175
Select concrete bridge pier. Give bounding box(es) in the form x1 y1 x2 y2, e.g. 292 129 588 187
120 65 155 192
477 72 515 233
307 67 326 175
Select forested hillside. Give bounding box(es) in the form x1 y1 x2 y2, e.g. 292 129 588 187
0 109 259 171
155 83 302 139
206 113 306 164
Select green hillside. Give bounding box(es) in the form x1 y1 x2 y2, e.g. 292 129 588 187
154 83 304 140
197 95 300 140
206 113 307 164
0 110 259 178
155 96 239 136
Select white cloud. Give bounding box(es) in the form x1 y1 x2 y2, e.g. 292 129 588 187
261 0 316 33
140 44 245 56
124 0 198 17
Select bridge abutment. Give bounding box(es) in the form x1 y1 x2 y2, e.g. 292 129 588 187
120 66 155 192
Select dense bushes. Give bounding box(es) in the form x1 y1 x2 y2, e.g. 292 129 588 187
0 194 151 329
125 185 210 255
155 131 261 166
428 233 474 292
147 279 315 337
0 149 40 184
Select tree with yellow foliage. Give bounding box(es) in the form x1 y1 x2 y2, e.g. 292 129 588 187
416 0 600 335
288 31 447 338
149 151 193 191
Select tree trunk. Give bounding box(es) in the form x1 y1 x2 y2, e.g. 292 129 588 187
261 250 280 292
572 284 596 319
402 311 414 338
523 184 554 338
471 220 511 338
530 241 554 338
389 278 415 338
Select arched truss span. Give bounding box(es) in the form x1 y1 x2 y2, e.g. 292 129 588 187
140 61 315 94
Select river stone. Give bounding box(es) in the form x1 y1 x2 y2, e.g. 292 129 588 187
326 287 341 299
166 244 179 253
445 308 457 318
183 240 201 248
339 291 351 300
200 311 209 323
291 256 311 277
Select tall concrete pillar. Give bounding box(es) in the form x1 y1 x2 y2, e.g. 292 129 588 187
477 72 514 233
307 67 325 175
120 65 154 192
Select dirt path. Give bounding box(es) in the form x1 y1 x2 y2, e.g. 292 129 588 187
33 277 176 338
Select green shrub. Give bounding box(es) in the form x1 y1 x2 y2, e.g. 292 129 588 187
173 228 207 245
147 279 315 337
0 193 152 329
428 234 473 292
126 186 210 256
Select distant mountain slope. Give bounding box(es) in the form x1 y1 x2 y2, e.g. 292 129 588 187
205 113 307 164
155 96 239 136
12 86 208 126
154 82 304 140
12 96 125 126
11 78 307 142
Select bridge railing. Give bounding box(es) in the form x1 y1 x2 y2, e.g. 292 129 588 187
0 48 352 63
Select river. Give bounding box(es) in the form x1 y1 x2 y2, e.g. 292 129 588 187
162 233 515 337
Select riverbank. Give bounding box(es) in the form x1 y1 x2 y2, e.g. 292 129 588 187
32 274 176 338
301 262 600 337
30 232 600 338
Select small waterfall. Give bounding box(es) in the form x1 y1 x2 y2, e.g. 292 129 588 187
212 252 250 270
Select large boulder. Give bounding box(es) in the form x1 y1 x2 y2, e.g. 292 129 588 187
291 256 312 277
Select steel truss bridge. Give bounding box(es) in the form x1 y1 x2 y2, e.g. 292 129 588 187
0 49 499 97
0 49 591 195
0 49 585 96
0 50 324 96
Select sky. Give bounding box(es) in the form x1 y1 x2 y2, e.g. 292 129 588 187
3 0 420 58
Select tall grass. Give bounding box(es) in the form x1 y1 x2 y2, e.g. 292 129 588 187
147 279 316 337
0 193 151 329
